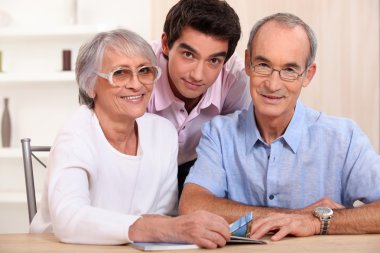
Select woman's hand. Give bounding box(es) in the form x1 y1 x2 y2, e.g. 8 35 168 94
129 210 230 249
170 210 230 248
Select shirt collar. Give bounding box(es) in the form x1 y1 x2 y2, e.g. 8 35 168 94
282 99 305 153
153 54 177 111
199 73 223 113
245 99 306 154
245 102 261 152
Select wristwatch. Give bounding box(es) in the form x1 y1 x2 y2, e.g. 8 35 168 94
313 207 333 235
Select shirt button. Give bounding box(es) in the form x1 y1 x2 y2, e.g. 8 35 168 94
180 109 185 113
269 194 275 200
182 126 186 130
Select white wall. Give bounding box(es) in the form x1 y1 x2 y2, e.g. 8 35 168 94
0 0 151 37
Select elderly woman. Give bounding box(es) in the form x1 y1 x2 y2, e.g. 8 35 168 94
30 29 229 248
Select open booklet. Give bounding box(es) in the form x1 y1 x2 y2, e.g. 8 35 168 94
130 212 265 251
130 242 200 251
229 211 265 244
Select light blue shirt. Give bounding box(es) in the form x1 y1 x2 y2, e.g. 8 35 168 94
185 100 380 208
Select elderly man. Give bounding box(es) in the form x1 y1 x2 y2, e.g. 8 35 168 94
179 13 380 241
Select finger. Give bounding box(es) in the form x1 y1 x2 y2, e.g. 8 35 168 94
249 216 271 234
250 220 280 240
190 215 230 244
205 218 230 241
195 238 218 249
201 226 228 246
250 213 280 236
318 197 344 209
209 225 230 242
251 213 293 239
184 212 230 244
270 226 291 241
207 231 228 247
196 231 227 249
333 203 345 209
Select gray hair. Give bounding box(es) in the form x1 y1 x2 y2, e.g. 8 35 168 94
76 29 157 108
247 13 317 68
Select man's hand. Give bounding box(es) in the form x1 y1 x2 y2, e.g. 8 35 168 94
249 212 320 241
247 198 345 241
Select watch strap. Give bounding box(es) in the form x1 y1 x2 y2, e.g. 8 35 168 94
320 216 331 235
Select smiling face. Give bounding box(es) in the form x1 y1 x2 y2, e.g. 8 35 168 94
162 26 228 105
245 21 316 124
92 47 154 122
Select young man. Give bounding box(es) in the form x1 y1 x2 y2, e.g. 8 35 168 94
148 0 251 196
180 13 380 240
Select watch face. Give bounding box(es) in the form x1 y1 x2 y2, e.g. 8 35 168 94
314 206 333 218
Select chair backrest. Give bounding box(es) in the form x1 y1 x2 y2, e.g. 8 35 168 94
20 138 50 224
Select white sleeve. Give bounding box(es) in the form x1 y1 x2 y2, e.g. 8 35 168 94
154 129 179 216
48 137 140 245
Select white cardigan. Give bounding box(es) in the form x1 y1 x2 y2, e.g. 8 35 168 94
30 106 178 245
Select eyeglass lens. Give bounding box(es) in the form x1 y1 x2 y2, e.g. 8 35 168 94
112 67 158 86
255 66 298 80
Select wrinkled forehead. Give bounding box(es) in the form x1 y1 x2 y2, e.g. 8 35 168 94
251 21 310 66
98 43 156 72
104 43 152 62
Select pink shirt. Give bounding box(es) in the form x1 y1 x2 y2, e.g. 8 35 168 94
148 41 251 165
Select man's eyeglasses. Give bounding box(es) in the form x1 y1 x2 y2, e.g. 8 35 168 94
96 65 161 87
250 63 308 81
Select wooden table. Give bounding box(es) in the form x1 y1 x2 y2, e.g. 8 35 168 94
0 233 379 253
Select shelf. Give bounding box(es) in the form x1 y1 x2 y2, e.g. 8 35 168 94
0 147 49 159
0 148 22 158
0 192 41 204
0 71 75 84
0 25 116 39
0 192 26 203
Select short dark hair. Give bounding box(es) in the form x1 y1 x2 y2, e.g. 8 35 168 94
163 0 241 62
